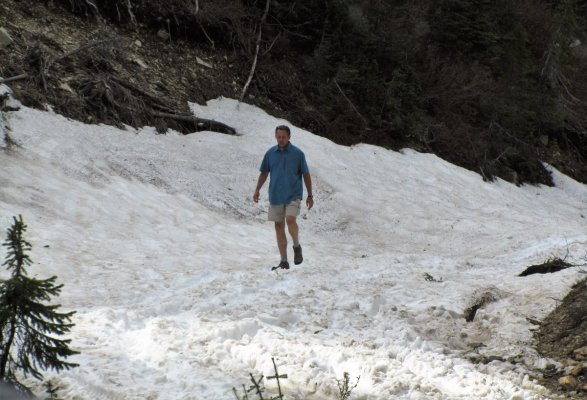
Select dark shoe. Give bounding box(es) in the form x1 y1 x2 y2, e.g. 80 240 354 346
293 245 303 265
271 260 290 271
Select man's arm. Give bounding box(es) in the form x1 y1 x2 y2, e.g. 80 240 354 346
303 173 313 209
253 172 269 203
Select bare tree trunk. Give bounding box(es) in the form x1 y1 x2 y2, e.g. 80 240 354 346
193 0 214 48
126 0 137 25
333 78 367 124
239 0 270 105
0 316 17 380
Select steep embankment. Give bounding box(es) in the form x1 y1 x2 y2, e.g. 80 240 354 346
2 0 587 186
0 0 257 134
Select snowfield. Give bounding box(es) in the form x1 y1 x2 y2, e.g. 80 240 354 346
1 97 586 399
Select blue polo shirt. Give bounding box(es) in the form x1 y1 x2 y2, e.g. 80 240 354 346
260 143 309 205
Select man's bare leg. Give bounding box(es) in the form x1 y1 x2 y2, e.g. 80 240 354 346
286 216 299 246
275 221 288 260
287 216 303 264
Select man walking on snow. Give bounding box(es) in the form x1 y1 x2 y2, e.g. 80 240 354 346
253 125 314 270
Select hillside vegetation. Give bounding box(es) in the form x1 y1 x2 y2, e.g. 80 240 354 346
2 0 587 185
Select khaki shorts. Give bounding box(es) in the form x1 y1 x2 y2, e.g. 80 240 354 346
268 199 301 222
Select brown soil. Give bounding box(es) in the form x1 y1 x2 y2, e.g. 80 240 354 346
0 0 285 134
534 277 587 398
537 278 587 359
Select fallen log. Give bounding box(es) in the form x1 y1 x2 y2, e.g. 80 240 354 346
149 110 237 135
518 258 573 277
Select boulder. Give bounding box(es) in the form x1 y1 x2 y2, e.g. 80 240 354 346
0 27 13 48
569 364 584 376
559 375 578 389
157 29 170 41
196 57 213 69
574 346 587 360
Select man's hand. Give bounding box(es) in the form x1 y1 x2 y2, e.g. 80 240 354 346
254 172 268 203
303 173 313 210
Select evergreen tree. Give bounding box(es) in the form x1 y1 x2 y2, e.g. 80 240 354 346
0 215 78 395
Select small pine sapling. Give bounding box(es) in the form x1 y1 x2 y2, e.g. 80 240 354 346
266 358 287 400
337 372 360 400
249 374 265 400
0 215 79 395
233 358 288 400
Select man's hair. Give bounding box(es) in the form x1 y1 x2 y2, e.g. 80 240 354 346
275 125 291 136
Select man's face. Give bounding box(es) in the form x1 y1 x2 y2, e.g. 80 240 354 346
275 129 290 148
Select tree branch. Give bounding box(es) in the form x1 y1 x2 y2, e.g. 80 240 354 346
193 0 215 49
45 38 118 72
333 78 367 123
239 0 270 104
0 74 28 84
